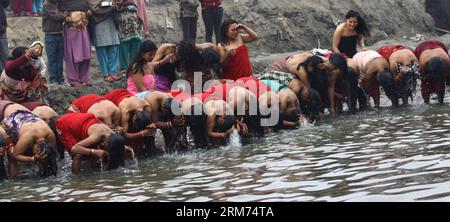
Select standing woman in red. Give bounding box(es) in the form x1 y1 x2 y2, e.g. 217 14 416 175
218 19 257 81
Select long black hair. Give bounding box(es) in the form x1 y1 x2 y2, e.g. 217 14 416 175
378 69 398 106
329 53 349 78
176 40 203 73
106 134 125 170
47 116 66 160
300 88 321 123
127 40 157 78
186 104 209 148
38 140 58 178
346 10 370 36
220 19 239 46
134 111 152 132
201 48 222 78
0 139 7 182
426 57 446 82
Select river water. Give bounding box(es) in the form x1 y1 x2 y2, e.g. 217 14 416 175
1 93 450 202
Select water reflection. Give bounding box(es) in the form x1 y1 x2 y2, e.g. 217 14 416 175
1 94 450 202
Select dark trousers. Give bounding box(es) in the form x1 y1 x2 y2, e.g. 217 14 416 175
201 7 223 44
180 16 198 42
45 34 65 84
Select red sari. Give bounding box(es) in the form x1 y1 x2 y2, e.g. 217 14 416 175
221 45 253 80
55 113 102 152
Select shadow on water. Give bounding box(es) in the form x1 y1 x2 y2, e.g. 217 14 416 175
2 92 450 201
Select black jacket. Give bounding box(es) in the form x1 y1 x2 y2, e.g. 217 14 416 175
0 0 9 33
42 0 66 34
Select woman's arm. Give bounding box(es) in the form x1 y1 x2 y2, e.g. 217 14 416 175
239 24 258 43
358 35 368 50
71 134 105 158
332 25 343 53
9 135 35 162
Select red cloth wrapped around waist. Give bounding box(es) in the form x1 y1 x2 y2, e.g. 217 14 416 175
70 94 106 113
104 89 134 107
378 45 407 61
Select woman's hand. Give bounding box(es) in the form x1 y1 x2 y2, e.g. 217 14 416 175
92 149 108 159
164 53 177 64
171 115 185 127
226 48 236 57
125 146 135 158
33 150 47 162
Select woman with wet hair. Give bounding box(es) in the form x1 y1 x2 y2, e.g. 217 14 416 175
378 45 420 105
103 89 155 156
179 42 221 92
218 19 257 81
204 98 236 142
257 52 325 121
353 50 397 108
55 112 130 174
276 88 305 129
414 40 450 105
137 90 185 152
0 100 58 178
332 10 370 58
294 53 349 116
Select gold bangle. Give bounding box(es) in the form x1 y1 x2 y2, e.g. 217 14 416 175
31 156 35 163
90 149 94 156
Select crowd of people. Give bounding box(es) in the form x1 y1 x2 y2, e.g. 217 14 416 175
0 1 449 181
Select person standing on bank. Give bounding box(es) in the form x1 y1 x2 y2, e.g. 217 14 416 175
178 0 199 42
42 0 66 85
200 0 223 44
60 0 92 88
89 0 121 83
332 10 370 58
0 0 9 71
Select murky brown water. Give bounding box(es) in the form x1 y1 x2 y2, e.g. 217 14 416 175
2 92 450 202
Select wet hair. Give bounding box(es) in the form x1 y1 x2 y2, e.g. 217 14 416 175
346 67 359 114
201 48 222 78
426 57 445 82
9 46 28 60
105 134 125 170
47 116 66 159
186 104 209 148
301 89 321 123
281 109 301 123
329 53 349 78
346 10 370 36
220 19 239 46
177 40 203 73
0 139 7 181
309 57 329 106
134 111 152 131
215 115 235 133
38 140 57 178
378 70 398 106
160 98 181 121
243 113 265 138
127 40 158 78
297 55 324 71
